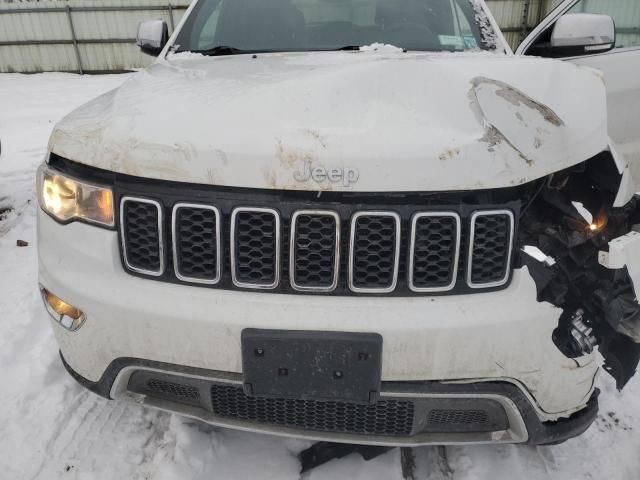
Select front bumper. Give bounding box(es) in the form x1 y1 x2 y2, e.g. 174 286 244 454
39 209 599 431
61 354 599 446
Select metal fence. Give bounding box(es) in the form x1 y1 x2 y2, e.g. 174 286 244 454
487 0 551 49
0 0 191 73
0 0 553 73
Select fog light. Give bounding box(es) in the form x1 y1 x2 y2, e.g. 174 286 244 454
40 288 86 331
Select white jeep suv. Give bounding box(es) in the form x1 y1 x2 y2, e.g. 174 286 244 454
37 0 640 446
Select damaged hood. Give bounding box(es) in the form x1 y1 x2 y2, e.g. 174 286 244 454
49 51 609 191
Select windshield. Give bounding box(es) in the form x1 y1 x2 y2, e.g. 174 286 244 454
174 0 488 54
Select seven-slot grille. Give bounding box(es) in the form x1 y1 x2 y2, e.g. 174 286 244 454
119 198 515 295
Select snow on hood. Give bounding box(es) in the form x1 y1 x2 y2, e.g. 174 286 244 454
48 51 609 192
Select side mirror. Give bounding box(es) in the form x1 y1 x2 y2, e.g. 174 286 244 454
550 13 615 57
137 20 169 57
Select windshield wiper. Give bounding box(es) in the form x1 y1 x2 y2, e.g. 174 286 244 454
186 45 362 55
188 46 264 56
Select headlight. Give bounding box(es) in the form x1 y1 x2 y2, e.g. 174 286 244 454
37 164 114 227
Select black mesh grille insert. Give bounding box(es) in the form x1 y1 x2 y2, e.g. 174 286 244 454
147 378 200 401
411 215 459 290
122 199 162 273
292 213 338 290
118 191 516 296
210 383 414 436
233 209 278 286
470 213 512 285
428 409 489 426
351 214 398 290
174 206 219 282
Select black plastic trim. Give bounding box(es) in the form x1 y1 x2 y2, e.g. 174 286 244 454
48 155 525 297
60 353 599 445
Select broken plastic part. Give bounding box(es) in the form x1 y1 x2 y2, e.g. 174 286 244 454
572 201 594 224
522 246 556 266
569 310 598 355
598 230 640 298
518 154 640 389
299 442 392 473
602 286 640 343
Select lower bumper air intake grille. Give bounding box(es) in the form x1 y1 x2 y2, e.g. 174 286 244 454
210 383 415 436
428 409 489 426
144 378 201 406
126 370 515 438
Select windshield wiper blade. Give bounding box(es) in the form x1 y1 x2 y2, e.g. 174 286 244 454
181 45 362 56
190 46 256 56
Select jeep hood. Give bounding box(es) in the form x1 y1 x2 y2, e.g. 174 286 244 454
49 51 609 192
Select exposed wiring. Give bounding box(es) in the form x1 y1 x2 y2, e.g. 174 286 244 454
519 178 546 218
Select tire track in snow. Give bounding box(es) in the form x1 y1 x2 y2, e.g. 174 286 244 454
410 446 545 480
52 391 104 457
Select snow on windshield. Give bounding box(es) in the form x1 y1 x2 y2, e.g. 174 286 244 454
468 0 500 50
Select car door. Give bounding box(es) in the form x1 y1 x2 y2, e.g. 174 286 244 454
517 0 640 197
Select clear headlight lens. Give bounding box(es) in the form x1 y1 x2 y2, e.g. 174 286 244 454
37 164 114 227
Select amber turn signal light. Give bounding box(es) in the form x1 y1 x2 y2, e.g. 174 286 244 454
40 287 86 331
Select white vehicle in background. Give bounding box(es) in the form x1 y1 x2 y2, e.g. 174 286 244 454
37 0 640 447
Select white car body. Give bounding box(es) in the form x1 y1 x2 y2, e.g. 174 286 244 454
516 0 640 208
37 0 640 446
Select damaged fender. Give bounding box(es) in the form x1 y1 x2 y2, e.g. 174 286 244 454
519 155 640 389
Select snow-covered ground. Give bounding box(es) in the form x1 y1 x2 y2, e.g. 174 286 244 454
0 73 639 480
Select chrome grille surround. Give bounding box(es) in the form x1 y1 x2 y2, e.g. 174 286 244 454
289 210 341 293
408 212 462 293
120 196 165 277
117 196 516 296
467 210 515 289
230 207 281 290
348 211 402 294
171 203 222 285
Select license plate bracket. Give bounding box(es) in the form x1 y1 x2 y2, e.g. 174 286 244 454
241 329 382 404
